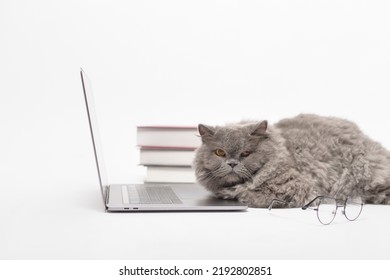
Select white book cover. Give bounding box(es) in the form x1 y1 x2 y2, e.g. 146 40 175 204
137 126 201 148
145 166 196 183
139 147 196 166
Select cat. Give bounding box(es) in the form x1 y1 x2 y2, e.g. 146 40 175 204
193 114 390 208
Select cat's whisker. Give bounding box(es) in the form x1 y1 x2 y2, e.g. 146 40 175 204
235 168 252 180
213 166 231 177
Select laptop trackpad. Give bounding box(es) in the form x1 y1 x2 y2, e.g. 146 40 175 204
123 185 183 204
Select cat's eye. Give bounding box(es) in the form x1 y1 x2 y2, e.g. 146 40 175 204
240 151 251 157
215 149 226 157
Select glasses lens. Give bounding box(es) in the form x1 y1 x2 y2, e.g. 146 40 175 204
344 196 363 221
317 197 337 225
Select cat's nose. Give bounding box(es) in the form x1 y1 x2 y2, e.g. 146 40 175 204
228 162 237 168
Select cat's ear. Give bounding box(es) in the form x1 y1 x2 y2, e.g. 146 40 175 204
250 121 268 136
198 124 215 142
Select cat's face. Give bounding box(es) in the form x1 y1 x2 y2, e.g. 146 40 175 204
194 121 269 192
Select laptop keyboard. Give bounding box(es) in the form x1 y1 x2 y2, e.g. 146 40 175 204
127 185 183 204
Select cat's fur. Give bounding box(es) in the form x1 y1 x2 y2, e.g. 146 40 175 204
193 114 390 208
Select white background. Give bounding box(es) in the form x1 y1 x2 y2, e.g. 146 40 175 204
1 0 390 261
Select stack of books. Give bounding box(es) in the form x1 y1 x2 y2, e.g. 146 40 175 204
137 126 201 183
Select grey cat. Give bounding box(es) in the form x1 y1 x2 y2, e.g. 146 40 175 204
193 114 390 208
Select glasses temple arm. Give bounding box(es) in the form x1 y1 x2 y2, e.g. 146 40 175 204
301 196 322 210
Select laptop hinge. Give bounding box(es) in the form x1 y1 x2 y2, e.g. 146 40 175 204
104 185 110 212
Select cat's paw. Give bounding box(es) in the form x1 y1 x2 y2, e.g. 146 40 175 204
214 188 237 199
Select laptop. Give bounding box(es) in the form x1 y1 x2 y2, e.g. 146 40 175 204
80 69 248 212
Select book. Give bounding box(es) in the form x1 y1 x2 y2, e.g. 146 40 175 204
137 126 201 148
139 146 196 166
144 166 196 183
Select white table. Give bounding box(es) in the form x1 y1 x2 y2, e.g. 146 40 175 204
1 163 389 259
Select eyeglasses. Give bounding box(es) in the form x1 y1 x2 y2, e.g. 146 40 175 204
268 196 363 225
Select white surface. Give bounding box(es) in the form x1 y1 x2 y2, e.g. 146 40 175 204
1 0 390 260
1 173 390 259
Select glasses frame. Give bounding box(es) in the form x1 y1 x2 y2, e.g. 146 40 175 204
268 196 364 225
302 196 363 225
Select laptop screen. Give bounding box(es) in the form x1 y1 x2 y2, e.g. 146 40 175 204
80 69 108 202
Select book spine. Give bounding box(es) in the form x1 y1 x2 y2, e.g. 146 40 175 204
136 126 201 148
139 147 195 167
137 126 199 183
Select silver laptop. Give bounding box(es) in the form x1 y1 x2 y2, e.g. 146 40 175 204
80 69 247 212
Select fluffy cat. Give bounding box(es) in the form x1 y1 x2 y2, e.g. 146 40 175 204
193 114 390 208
